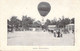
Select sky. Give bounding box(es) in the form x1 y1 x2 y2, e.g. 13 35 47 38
0 0 80 22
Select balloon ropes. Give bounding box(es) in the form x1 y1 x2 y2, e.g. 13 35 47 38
38 2 51 25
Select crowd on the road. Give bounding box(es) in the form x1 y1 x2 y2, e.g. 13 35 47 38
47 29 62 37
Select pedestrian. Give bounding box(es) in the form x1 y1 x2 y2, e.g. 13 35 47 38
51 30 53 33
72 29 74 33
54 30 56 37
57 30 60 37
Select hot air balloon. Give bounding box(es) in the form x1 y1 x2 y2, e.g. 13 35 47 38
38 2 51 26
38 2 51 17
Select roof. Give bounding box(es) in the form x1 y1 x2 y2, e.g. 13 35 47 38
48 25 56 27
66 24 74 26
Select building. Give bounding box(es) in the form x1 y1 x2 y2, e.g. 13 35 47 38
65 24 74 32
48 25 57 32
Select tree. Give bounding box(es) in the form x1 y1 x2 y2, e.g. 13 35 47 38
10 16 22 31
56 16 70 28
27 17 34 26
7 19 9 25
10 16 17 27
42 19 51 29
22 15 28 30
71 18 74 24
61 18 70 28
33 20 41 27
51 18 57 25
22 16 34 30
45 19 51 25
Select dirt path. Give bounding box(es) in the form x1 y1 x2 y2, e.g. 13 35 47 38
7 31 74 46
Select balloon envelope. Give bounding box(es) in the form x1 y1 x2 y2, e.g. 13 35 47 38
38 2 51 17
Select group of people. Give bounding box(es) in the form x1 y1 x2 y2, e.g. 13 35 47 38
48 29 62 37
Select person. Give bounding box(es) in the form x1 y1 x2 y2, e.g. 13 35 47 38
54 30 56 37
51 30 53 33
72 29 74 33
57 29 63 37
57 30 60 37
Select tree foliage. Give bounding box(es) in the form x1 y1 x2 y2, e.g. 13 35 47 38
8 15 74 31
71 18 74 24
22 15 34 30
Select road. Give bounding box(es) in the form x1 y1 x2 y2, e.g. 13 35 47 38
7 31 74 46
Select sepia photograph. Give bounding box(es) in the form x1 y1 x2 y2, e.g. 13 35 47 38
1 0 80 51
7 0 75 46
